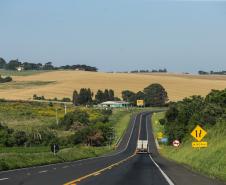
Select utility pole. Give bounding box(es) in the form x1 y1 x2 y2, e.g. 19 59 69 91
55 108 59 125
64 104 67 115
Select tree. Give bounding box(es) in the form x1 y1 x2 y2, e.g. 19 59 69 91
78 88 93 105
95 90 105 103
5 59 21 70
135 91 145 100
122 90 136 104
13 131 28 146
72 90 79 105
104 89 110 101
59 110 89 130
43 62 54 70
143 83 168 106
108 89 115 101
0 58 6 69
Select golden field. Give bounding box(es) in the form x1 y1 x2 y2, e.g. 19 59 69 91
0 70 226 101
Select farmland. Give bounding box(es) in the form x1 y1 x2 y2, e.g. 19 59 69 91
0 70 226 101
0 100 133 170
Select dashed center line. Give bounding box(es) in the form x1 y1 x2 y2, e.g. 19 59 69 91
63 166 69 169
38 170 48 174
0 178 9 181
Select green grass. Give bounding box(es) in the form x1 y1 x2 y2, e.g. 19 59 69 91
152 112 226 182
0 69 51 76
109 110 132 145
0 81 55 89
0 146 112 170
0 101 74 131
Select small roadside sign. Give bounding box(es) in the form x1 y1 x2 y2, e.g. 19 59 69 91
172 140 180 147
51 144 60 155
191 125 207 142
137 100 144 106
192 142 208 148
160 137 168 144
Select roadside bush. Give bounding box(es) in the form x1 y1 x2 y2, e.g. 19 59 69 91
13 131 28 146
59 110 89 130
27 128 58 146
71 122 114 146
0 76 12 83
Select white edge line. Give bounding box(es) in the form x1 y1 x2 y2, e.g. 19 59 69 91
149 155 175 185
0 113 141 175
146 115 175 185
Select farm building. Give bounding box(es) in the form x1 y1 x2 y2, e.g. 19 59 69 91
98 101 130 108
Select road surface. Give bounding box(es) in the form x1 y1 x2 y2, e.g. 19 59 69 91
0 112 225 185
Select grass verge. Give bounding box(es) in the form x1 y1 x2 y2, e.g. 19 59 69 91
152 112 226 182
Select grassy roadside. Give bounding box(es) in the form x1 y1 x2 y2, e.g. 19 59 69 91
110 110 131 145
0 109 132 171
152 112 226 182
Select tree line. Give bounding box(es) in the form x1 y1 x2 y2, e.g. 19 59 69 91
72 88 120 105
198 70 226 75
130 69 167 73
72 83 168 107
122 83 168 106
0 58 98 71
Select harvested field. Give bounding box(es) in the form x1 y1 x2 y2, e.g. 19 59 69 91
0 70 226 101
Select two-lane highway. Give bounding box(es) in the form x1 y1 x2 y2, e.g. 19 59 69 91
1 112 225 185
0 112 147 185
75 113 171 185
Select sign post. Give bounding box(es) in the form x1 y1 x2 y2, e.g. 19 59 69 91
51 144 60 155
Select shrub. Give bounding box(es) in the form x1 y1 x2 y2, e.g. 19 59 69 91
59 110 89 130
13 131 28 146
0 76 12 83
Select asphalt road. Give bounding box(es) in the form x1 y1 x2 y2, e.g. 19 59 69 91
0 112 225 185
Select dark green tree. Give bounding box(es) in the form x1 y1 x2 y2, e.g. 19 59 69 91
95 90 105 103
0 58 6 69
108 89 115 101
104 89 110 101
72 90 79 105
5 59 21 70
135 91 145 101
143 83 168 106
78 88 93 105
122 90 136 104
59 110 89 130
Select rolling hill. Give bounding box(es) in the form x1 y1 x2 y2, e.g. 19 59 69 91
0 70 226 101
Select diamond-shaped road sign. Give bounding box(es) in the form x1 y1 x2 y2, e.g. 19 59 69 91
191 125 207 142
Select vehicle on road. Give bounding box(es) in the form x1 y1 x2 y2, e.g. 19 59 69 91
136 140 149 153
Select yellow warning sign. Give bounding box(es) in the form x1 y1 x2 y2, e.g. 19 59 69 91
157 132 163 139
137 100 144 106
192 142 208 148
191 125 207 142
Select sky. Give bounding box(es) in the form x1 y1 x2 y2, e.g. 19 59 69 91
0 0 226 73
